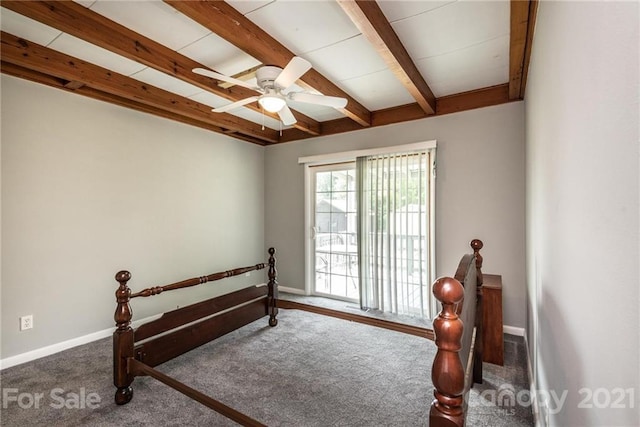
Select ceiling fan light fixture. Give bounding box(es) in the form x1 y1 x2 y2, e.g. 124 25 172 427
258 94 286 113
196 57 346 125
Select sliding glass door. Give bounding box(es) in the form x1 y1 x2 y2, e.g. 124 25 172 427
303 141 437 319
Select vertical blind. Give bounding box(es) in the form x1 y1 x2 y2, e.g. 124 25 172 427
357 150 435 318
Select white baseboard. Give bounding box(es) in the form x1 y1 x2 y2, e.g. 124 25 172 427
0 314 160 371
503 325 525 336
0 328 113 370
278 286 307 295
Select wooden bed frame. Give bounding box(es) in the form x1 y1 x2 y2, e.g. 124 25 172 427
113 241 484 427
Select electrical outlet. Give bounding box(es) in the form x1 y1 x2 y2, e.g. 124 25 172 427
20 315 33 331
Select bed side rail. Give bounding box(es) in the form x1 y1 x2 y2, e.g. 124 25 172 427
128 359 266 426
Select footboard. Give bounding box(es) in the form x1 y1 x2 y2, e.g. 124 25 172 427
113 248 278 407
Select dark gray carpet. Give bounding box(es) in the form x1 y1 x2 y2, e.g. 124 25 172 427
1 310 433 426
1 309 533 426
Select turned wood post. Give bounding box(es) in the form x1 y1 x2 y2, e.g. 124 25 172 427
267 247 279 327
471 239 484 286
471 239 484 384
113 270 135 405
430 276 466 427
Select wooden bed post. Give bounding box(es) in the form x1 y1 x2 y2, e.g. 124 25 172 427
471 239 484 384
113 270 135 405
430 277 466 427
267 247 278 327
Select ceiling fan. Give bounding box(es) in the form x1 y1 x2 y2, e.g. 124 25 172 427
193 57 348 126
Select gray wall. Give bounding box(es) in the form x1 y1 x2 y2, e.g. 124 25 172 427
525 2 639 425
266 102 527 328
1 75 266 359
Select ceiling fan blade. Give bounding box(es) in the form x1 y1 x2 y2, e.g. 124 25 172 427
274 57 312 90
193 68 259 91
211 96 260 113
289 92 348 109
277 104 297 126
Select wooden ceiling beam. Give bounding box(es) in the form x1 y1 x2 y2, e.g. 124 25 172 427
164 0 372 127
1 31 279 143
336 0 436 115
519 0 539 98
2 60 69 88
509 0 531 100
279 83 512 143
1 1 320 136
1 61 266 146
436 83 510 115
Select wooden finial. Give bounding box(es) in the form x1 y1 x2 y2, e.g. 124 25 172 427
471 239 483 268
430 276 465 425
116 270 131 284
432 276 465 316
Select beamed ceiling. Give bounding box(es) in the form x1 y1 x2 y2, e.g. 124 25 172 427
0 0 538 145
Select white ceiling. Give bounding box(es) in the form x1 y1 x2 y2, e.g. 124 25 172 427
0 0 511 133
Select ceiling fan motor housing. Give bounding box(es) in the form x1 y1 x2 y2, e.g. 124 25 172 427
256 66 284 90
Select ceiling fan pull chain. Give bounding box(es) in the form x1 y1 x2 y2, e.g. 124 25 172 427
261 106 265 131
